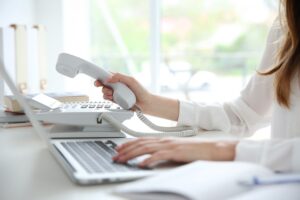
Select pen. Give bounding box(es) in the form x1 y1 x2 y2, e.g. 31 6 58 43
239 174 300 186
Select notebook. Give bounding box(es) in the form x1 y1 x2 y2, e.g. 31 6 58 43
114 161 275 200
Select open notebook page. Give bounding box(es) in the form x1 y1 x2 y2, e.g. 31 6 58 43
114 161 272 200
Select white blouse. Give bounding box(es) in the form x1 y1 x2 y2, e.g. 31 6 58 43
177 20 300 172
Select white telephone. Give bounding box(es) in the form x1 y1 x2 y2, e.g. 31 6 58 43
56 53 136 110
39 53 198 137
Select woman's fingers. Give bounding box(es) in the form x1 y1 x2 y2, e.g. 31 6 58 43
94 72 152 112
94 73 132 88
115 142 169 163
113 138 218 167
139 150 173 168
103 94 113 101
94 74 134 101
114 138 180 163
115 137 178 157
116 137 158 151
107 73 143 96
107 73 135 85
116 140 157 157
102 87 113 96
94 73 135 87
113 138 158 160
94 80 103 87
94 80 114 100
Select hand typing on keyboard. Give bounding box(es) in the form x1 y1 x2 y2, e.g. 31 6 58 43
61 140 146 173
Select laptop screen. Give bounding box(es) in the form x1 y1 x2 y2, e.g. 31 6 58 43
0 58 49 144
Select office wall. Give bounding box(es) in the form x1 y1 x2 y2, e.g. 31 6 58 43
0 0 36 26
34 0 65 92
0 0 36 102
0 0 65 93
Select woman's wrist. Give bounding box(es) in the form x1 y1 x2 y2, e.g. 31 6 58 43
212 141 238 161
139 94 179 121
136 93 156 114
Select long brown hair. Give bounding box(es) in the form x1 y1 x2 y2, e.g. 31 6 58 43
260 0 300 108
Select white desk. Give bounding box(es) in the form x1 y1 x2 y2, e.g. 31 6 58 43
1 126 299 200
0 126 126 200
0 123 237 200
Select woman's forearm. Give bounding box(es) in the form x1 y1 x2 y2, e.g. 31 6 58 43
142 94 180 121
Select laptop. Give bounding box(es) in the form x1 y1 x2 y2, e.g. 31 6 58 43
0 60 155 185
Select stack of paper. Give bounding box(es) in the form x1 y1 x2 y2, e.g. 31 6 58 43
114 161 273 200
0 110 28 123
4 92 89 112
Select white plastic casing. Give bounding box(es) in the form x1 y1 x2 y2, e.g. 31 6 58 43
56 53 136 109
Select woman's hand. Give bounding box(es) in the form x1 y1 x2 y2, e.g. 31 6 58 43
94 73 153 112
113 137 237 168
94 73 180 121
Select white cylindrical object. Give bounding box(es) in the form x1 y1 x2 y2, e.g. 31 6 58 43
11 24 28 93
33 25 48 91
0 28 4 106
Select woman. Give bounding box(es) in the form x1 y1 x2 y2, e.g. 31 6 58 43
95 0 300 172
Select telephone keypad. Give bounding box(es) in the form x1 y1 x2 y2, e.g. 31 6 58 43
61 101 122 112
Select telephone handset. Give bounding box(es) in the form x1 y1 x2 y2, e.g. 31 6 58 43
56 53 198 137
56 53 136 110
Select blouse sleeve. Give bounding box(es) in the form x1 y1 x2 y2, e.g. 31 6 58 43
177 20 281 137
235 139 300 172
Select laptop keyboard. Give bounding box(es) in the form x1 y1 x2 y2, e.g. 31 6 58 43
61 140 139 173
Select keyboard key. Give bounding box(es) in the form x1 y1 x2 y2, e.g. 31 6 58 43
61 141 139 174
61 142 95 173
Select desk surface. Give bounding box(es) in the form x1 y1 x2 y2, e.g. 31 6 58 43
0 126 127 200
1 126 299 200
0 124 236 200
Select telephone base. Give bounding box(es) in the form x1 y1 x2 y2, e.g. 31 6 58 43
48 124 126 138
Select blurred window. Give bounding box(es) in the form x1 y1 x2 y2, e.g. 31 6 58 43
89 0 277 101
